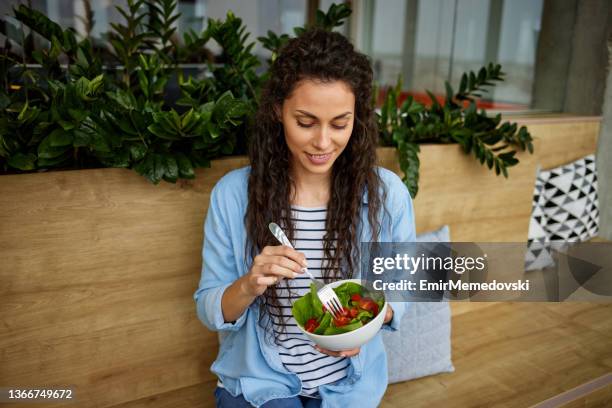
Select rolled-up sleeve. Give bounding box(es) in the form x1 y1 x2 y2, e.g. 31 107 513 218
193 182 248 332
381 177 416 332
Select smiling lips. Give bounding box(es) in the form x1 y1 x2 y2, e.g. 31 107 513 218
306 152 333 165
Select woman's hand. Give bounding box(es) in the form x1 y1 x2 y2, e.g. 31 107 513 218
314 305 394 357
314 345 360 357
383 304 394 325
240 245 307 297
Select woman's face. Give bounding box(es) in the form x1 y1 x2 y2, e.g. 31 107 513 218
280 79 355 179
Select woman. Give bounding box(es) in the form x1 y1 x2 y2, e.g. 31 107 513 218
194 28 415 408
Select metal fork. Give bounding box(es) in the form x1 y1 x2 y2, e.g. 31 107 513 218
268 222 344 319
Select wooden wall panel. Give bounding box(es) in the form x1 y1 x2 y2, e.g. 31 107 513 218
0 117 601 407
0 159 247 408
378 143 539 241
378 118 600 241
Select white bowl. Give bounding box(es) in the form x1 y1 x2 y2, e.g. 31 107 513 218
295 279 387 351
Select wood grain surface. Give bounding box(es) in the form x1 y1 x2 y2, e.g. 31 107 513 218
0 118 604 408
378 119 600 241
381 302 612 408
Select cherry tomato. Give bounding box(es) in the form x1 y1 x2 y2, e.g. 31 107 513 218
351 293 362 302
305 318 319 333
349 307 359 318
358 298 378 314
340 307 350 317
333 316 351 327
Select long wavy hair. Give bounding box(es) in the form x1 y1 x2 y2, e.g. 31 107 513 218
245 28 386 344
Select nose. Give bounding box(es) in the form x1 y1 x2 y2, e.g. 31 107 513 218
312 126 332 151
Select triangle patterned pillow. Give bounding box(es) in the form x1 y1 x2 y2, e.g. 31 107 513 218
525 154 599 271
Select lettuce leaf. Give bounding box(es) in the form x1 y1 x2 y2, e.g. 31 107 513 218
292 291 314 327
323 320 364 335
314 313 333 334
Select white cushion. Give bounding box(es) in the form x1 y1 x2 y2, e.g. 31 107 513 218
382 225 454 384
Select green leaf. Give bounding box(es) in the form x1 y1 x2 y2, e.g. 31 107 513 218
309 283 324 318
176 153 195 179
37 150 72 167
426 90 440 110
7 152 37 170
117 118 139 136
49 128 74 147
153 154 166 184
212 90 235 121
135 152 164 184
207 122 220 139
148 123 174 140
324 320 363 335
107 89 136 110
129 143 147 161
13 5 64 42
88 74 104 94
76 47 89 68
291 291 314 328
162 154 179 183
75 77 89 99
58 119 75 131
67 108 88 122
459 74 467 94
313 313 332 335
73 129 91 147
444 81 454 104
137 69 149 97
17 101 29 121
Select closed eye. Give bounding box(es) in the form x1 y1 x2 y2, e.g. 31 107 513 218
297 121 348 130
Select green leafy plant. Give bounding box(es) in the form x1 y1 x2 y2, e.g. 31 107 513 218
1 1 534 194
378 64 534 197
258 2 351 64
0 1 251 183
295 3 352 35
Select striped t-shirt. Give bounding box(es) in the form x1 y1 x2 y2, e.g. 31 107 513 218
216 205 349 397
269 205 349 398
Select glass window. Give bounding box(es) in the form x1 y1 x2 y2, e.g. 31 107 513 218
354 0 544 112
203 0 306 57
363 0 407 85
1 0 544 111
494 0 543 108
178 0 207 37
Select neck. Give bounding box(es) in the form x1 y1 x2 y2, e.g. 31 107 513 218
290 166 332 207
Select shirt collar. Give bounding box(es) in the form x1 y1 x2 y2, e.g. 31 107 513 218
361 188 369 205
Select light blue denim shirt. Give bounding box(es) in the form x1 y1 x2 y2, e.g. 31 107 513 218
194 165 416 408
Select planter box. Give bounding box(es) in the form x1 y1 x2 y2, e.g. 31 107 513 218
0 117 600 407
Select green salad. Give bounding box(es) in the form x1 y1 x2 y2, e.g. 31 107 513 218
292 282 385 335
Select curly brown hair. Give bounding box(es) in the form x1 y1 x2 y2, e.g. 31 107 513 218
245 28 386 344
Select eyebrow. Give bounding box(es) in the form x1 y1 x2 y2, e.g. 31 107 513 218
295 110 353 120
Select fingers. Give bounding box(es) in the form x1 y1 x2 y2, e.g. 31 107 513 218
252 246 308 282
262 245 308 269
251 261 299 281
247 245 309 292
270 255 305 274
313 345 360 358
256 276 279 286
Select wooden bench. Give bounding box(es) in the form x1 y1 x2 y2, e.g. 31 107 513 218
0 115 607 407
